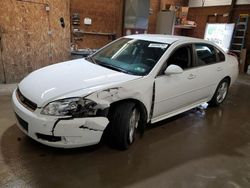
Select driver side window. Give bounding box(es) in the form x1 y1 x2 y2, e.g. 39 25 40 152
158 45 193 76
167 45 192 69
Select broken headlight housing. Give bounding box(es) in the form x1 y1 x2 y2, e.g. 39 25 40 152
41 98 97 117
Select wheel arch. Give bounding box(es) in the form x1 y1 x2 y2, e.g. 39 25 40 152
209 76 231 107
223 76 231 85
108 98 148 130
223 76 231 84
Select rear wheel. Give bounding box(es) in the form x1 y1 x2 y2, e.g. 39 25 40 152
209 78 229 107
108 102 140 150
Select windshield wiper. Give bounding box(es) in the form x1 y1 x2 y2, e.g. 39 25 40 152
85 56 97 64
86 57 136 75
98 62 131 74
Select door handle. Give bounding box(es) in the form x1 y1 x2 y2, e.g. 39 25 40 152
187 74 196 79
217 67 223 71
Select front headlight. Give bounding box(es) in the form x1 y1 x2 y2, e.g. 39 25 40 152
41 98 97 116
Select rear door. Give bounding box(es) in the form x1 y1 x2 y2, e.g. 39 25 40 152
192 43 227 99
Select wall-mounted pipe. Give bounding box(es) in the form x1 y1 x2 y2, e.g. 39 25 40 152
16 0 49 6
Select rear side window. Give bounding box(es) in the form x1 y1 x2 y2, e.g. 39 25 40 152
195 44 217 66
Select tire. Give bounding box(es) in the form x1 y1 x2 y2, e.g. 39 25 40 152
209 78 229 107
108 102 140 150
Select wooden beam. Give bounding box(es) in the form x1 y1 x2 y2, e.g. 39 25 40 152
228 0 237 23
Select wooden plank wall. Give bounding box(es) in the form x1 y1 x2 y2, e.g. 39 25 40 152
70 0 188 49
149 0 188 34
0 0 70 83
148 0 162 34
187 5 250 70
231 5 250 50
187 6 230 38
70 0 124 49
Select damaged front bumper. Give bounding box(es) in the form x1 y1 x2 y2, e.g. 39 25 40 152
12 90 109 148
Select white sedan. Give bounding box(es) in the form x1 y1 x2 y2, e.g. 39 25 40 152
12 34 238 149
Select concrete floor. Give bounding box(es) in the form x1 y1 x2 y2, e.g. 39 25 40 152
1 76 250 188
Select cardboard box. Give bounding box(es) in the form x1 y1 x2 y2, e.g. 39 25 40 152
179 6 189 19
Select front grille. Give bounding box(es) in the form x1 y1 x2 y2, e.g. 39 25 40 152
16 89 37 111
15 113 28 132
36 133 62 142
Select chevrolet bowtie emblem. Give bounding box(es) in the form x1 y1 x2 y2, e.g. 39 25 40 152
19 95 24 102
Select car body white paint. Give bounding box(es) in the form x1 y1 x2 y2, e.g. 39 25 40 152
18 59 141 107
12 34 239 148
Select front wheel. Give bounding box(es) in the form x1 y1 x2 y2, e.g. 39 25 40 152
108 102 140 150
209 78 229 107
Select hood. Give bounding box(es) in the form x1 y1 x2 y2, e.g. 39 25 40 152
18 59 140 107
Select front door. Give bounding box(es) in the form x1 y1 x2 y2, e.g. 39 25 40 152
152 44 203 123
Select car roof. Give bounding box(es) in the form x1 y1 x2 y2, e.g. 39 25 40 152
124 34 206 44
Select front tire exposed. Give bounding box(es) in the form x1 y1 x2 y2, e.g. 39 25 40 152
108 102 140 150
209 78 229 107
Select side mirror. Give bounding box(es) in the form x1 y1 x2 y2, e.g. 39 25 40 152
164 65 183 75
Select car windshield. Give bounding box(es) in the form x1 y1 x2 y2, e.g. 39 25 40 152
86 38 169 76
